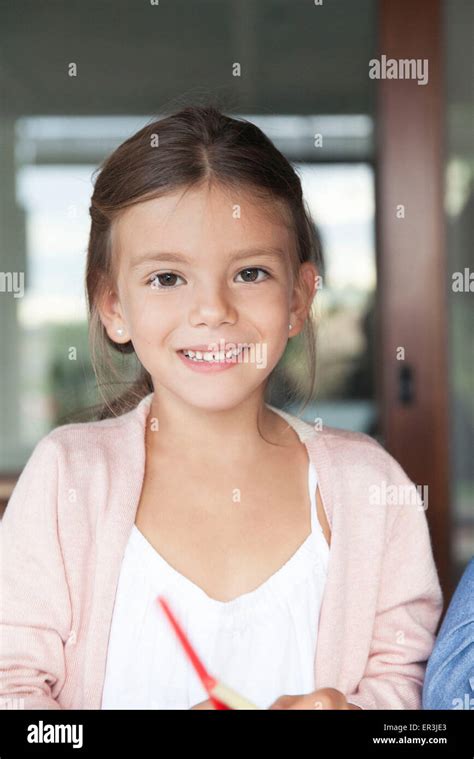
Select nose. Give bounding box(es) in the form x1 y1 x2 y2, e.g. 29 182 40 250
188 280 238 329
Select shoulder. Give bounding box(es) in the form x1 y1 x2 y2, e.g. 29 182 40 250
315 425 424 522
317 424 401 475
37 404 141 458
316 423 382 454
273 405 398 474
274 408 421 524
13 404 145 491
5 403 145 526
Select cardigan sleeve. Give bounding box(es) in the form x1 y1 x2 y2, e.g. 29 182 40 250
0 435 72 710
344 456 444 710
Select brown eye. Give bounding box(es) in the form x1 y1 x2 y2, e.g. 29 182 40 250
237 267 270 283
148 272 183 289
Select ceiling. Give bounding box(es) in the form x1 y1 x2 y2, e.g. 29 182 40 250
0 0 377 117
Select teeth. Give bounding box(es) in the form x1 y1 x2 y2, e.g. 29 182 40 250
181 346 244 362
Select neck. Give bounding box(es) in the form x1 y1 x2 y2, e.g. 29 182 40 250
144 386 296 464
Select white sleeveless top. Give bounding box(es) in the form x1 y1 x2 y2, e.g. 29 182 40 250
101 456 329 710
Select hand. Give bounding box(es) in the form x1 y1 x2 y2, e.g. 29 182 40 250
268 687 362 710
190 698 216 709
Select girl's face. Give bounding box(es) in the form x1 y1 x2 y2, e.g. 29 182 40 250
100 181 317 412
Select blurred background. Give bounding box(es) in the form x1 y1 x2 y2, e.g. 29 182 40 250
0 0 472 611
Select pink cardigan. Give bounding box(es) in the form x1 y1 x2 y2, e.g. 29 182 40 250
0 393 444 710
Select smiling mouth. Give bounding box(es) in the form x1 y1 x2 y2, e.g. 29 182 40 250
178 345 247 362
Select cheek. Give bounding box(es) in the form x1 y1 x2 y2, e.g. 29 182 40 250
249 287 289 330
126 290 169 334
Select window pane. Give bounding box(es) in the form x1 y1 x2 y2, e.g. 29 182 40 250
269 163 377 436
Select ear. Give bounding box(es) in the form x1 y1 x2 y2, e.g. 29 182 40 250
97 286 130 346
289 262 319 336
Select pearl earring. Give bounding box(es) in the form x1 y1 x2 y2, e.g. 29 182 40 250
288 323 292 330
116 328 125 336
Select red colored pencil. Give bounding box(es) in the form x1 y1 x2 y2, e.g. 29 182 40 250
157 595 260 710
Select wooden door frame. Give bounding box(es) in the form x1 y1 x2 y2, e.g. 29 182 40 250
375 0 452 608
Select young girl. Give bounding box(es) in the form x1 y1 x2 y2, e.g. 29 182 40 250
0 104 444 711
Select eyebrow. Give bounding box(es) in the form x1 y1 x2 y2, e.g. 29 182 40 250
130 247 283 269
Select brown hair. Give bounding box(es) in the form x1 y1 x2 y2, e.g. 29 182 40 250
85 101 322 434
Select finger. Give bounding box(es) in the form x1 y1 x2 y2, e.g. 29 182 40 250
190 698 215 709
310 688 346 710
268 695 295 710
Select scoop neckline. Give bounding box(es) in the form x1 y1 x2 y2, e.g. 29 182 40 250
131 521 325 614
129 458 328 612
